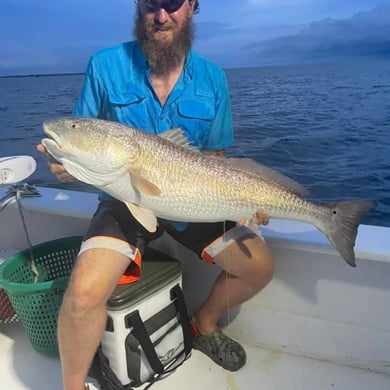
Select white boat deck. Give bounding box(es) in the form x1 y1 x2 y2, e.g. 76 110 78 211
1 186 390 389
2 322 390 390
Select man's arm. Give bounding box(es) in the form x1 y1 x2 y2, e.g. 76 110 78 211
72 56 104 118
202 150 225 157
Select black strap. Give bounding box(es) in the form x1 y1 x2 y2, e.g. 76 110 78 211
98 284 192 389
170 284 193 356
126 310 165 375
140 285 193 389
96 347 134 390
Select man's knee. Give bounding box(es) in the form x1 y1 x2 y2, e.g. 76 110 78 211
62 249 127 315
62 272 107 317
258 248 274 284
245 244 274 291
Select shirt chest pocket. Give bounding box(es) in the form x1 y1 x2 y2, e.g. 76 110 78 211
177 97 215 121
176 97 216 148
105 90 148 128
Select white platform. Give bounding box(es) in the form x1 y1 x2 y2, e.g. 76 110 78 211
1 323 390 390
1 186 390 389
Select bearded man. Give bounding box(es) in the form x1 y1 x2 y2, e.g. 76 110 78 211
38 1 274 389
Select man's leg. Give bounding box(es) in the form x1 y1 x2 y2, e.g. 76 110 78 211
190 230 274 371
58 247 130 390
58 200 162 389
194 233 274 334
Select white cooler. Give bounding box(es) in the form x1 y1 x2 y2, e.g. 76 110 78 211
99 247 190 387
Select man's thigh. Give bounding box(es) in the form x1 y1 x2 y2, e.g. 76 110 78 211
212 233 271 277
166 221 265 268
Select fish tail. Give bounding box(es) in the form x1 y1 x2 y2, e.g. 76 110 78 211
320 200 375 267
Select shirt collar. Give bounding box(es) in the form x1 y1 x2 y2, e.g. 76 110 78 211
183 51 194 81
133 42 149 72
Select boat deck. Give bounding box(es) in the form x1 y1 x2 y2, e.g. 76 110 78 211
2 322 390 390
1 187 390 389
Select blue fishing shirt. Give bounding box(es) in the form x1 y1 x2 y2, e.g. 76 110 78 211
72 41 234 229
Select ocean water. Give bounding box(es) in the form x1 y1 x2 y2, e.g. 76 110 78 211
0 59 389 227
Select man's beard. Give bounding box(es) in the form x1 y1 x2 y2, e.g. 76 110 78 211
134 14 194 75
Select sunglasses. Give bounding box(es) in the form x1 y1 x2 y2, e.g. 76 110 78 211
137 0 186 14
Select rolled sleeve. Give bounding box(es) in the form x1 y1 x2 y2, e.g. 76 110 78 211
202 72 234 151
72 57 104 118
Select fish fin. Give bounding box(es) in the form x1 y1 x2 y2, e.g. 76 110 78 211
159 128 198 150
129 169 161 196
226 157 308 197
125 202 158 232
319 200 375 267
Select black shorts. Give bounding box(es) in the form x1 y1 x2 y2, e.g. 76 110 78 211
83 200 236 259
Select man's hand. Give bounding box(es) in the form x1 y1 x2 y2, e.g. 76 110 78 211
251 209 270 226
237 209 270 227
202 149 225 157
36 144 75 182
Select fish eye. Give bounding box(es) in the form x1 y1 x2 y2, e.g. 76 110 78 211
72 124 76 128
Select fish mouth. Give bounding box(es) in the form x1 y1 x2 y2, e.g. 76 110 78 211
42 121 63 148
41 121 65 163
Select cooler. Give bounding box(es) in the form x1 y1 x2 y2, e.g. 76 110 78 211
101 247 184 386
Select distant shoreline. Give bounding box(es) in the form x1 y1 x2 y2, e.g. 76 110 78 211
1 54 389 79
0 72 85 79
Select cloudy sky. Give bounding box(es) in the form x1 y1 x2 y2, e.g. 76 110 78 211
1 0 390 75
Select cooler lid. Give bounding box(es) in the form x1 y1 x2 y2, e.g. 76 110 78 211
107 247 182 310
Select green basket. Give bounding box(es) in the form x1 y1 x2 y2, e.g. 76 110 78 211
0 236 82 356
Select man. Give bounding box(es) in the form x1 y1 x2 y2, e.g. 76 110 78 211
38 1 274 389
